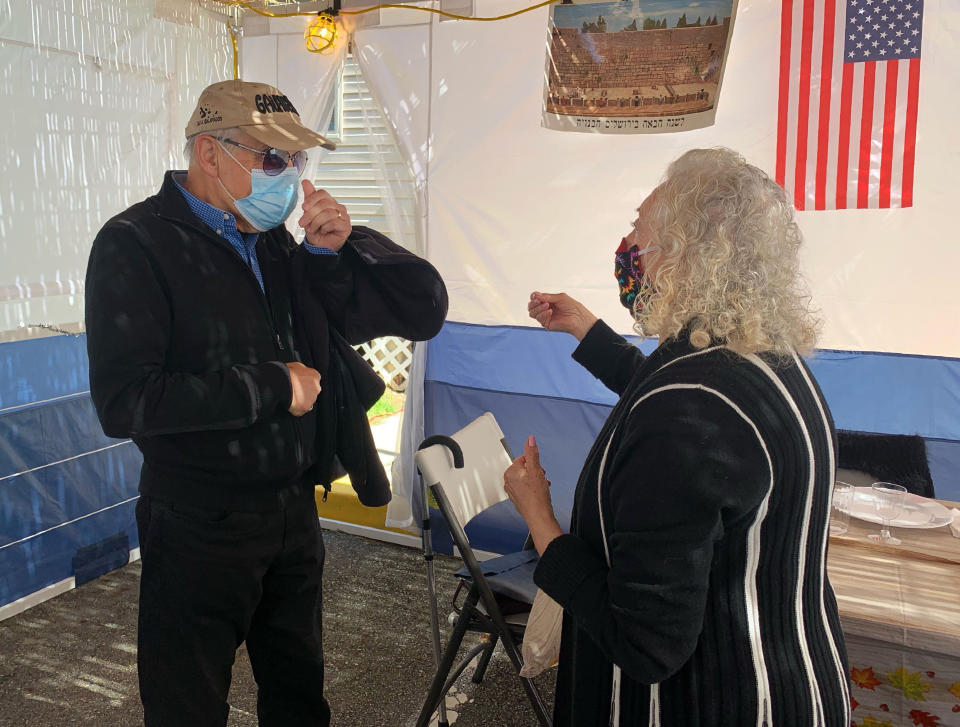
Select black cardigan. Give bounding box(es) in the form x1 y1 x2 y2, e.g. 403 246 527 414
534 321 850 727
86 171 446 511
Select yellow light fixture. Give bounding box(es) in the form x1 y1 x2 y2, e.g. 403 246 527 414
304 12 338 54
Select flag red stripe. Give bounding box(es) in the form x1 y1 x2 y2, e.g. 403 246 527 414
776 0 794 188
879 60 898 208
779 1 921 211
814 0 836 210
793 0 816 210
836 62 854 210
901 57 920 208
857 61 876 209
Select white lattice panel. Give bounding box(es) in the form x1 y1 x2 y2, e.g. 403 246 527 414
355 337 412 392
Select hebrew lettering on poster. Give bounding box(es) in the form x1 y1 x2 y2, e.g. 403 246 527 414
542 0 739 134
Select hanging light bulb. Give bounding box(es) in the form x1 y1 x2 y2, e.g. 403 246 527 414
304 12 338 54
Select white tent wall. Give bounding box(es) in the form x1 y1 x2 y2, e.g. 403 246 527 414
346 0 960 554
423 0 960 352
2 0 957 611
353 27 433 529
0 0 233 616
0 0 235 334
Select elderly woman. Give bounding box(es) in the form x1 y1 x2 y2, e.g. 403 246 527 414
504 148 850 726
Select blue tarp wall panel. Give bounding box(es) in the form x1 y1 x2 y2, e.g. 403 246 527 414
424 322 960 556
0 335 141 609
3 323 959 606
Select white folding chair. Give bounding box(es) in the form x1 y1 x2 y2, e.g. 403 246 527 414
414 412 552 727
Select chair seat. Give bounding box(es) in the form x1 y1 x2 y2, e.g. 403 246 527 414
455 550 539 606
476 605 529 626
451 603 529 627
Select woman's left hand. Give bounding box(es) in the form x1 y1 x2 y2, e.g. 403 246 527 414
505 436 563 553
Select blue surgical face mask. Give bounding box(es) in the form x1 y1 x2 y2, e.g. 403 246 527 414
217 141 300 231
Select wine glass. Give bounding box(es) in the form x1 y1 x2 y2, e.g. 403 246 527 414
830 481 853 535
867 482 907 545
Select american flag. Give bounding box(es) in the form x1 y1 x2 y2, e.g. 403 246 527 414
776 0 923 210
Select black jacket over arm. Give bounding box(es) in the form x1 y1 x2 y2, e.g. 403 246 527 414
290 228 448 506
85 170 446 511
534 320 850 727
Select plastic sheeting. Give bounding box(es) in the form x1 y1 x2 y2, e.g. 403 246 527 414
353 26 431 224
425 324 960 445
0 0 234 611
0 0 234 335
0 335 141 608
353 26 434 528
423 323 960 553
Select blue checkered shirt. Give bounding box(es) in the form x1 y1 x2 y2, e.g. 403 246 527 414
174 174 336 294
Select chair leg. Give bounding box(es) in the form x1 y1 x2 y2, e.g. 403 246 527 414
472 633 499 684
520 671 553 726
415 588 480 727
495 625 553 727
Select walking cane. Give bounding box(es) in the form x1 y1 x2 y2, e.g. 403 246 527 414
416 435 464 727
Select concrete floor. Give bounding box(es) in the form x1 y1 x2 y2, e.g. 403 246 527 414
0 529 555 727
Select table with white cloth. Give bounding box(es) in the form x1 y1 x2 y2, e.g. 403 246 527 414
828 499 960 727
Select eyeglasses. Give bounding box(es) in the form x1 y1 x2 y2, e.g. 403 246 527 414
217 137 308 177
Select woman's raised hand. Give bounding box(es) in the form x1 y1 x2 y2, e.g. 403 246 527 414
528 291 598 342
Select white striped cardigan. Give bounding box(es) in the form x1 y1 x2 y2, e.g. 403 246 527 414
534 320 851 727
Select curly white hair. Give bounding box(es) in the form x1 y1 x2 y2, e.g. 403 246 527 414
635 147 821 356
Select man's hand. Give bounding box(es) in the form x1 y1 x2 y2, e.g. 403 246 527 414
527 291 598 342
286 361 322 416
504 435 563 555
299 180 351 251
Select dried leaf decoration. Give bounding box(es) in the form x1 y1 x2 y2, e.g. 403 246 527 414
852 666 882 690
908 710 940 727
859 715 893 727
887 668 932 702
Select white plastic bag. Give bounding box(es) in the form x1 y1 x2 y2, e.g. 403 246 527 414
519 588 563 677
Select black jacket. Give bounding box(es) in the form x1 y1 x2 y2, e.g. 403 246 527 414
535 321 849 726
85 171 447 511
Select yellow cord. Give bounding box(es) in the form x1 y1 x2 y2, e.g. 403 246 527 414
212 0 557 23
227 23 239 78
213 0 558 74
340 0 557 22
212 0 310 17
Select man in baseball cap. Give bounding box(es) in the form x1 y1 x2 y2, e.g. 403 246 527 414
85 79 448 726
179 80 342 238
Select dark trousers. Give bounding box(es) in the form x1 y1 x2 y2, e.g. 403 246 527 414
135 489 331 727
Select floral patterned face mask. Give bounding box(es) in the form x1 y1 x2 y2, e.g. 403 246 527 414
614 236 657 312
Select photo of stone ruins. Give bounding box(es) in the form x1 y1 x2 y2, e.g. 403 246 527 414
546 13 731 117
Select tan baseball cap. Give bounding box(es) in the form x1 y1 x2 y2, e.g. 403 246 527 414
185 79 336 151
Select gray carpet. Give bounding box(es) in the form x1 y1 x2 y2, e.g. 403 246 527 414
0 529 555 727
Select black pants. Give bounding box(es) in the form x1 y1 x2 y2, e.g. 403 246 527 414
135 489 330 727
